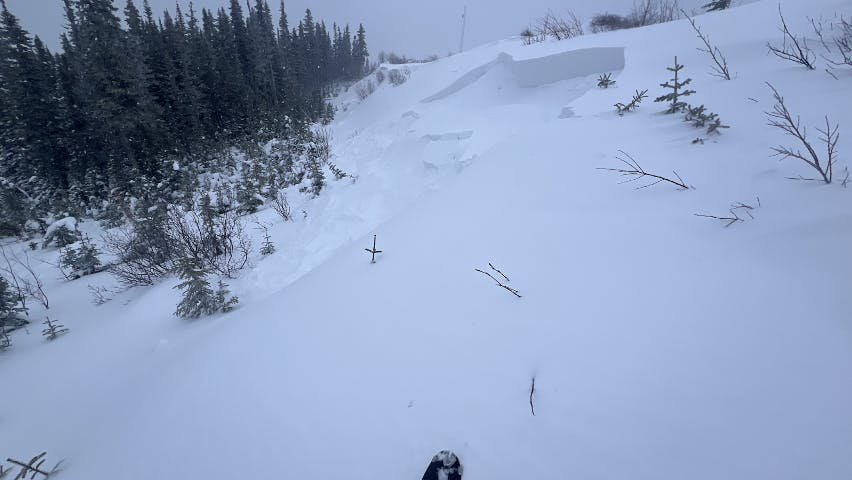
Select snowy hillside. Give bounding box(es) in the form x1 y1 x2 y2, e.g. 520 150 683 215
2 1 852 478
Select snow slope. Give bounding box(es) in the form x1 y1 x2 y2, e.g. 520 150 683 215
2 1 852 478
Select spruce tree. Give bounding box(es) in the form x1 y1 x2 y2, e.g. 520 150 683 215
654 56 695 114
0 275 23 321
173 255 218 319
214 279 238 312
351 24 368 78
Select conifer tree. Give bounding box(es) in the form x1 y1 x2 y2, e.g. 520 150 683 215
214 279 238 312
352 23 368 78
0 275 24 321
0 0 366 222
173 255 218 318
654 56 695 114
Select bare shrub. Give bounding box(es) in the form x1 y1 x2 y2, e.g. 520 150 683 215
356 79 376 100
104 215 174 287
105 202 252 286
534 10 584 41
520 27 540 45
166 206 251 279
375 69 386 85
628 0 681 26
388 68 410 87
272 191 292 221
812 14 852 71
0 245 49 311
766 83 839 184
592 0 680 32
591 13 631 33
683 11 731 80
768 6 816 70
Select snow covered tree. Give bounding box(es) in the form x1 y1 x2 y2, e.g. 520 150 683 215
43 223 81 248
703 0 732 12
654 56 695 114
0 275 24 321
174 256 218 319
174 256 238 318
214 279 238 313
351 23 369 77
59 235 102 279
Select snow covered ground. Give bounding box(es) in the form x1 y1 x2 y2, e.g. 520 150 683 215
2 1 852 478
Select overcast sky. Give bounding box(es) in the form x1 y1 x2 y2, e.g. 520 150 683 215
6 0 705 59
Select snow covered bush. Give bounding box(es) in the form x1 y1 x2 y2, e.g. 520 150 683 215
356 80 376 100
388 68 410 87
0 274 28 349
42 218 81 248
166 205 251 279
59 236 103 280
0 276 21 320
104 203 175 286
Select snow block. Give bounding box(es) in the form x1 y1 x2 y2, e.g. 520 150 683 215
422 47 625 103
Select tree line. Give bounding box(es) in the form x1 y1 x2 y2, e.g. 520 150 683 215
0 0 368 235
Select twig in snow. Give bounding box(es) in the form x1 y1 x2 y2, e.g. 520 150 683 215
6 452 62 479
529 377 536 416
488 262 510 282
695 198 759 227
597 150 691 190
683 11 731 80
694 213 743 227
475 263 521 298
766 83 839 184
767 6 816 70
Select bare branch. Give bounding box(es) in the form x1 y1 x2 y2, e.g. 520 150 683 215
766 83 838 184
597 150 691 190
475 265 521 298
683 11 731 80
768 6 816 69
695 212 742 227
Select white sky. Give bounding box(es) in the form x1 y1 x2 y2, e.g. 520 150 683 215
6 0 705 58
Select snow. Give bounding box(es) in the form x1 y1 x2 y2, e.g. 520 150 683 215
42 216 77 241
2 1 852 479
